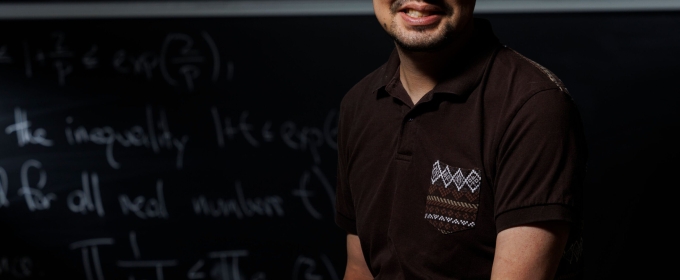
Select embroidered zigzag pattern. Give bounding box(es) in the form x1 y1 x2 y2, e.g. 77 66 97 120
424 213 476 227
426 160 481 233
431 160 481 193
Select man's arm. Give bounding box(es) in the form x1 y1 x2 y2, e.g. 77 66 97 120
344 234 373 280
490 221 569 280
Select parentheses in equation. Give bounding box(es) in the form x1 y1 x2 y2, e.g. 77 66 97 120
160 33 192 87
293 166 335 220
320 254 340 280
0 166 8 207
201 32 220 83
292 256 322 280
293 171 322 220
0 44 12 64
311 166 335 212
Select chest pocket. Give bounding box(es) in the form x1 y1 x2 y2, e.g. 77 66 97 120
424 160 481 234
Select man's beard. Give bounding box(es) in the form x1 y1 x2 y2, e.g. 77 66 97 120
386 0 457 52
386 22 456 52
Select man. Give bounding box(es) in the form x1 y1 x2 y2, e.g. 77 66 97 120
335 0 586 279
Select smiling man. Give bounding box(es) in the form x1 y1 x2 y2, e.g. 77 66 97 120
335 0 586 279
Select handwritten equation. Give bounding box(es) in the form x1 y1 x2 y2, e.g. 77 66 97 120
3 106 338 171
0 159 335 221
211 108 338 165
0 31 234 91
69 233 260 280
66 231 339 280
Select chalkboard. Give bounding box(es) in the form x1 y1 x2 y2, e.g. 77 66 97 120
1 11 679 280
0 15 394 280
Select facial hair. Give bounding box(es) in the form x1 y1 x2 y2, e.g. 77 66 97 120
385 0 457 52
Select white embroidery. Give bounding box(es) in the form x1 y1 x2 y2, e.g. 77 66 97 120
424 213 476 227
431 161 442 184
467 170 481 193
442 165 453 187
452 169 465 191
431 160 481 193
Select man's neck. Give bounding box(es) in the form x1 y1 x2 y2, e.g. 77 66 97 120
397 24 475 105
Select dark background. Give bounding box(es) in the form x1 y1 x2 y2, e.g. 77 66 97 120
0 10 678 280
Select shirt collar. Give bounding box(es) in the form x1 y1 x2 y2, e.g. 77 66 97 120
372 18 501 101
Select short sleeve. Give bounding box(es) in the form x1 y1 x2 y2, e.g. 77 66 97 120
335 97 358 234
494 88 587 233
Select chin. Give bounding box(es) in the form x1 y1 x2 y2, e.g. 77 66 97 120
390 26 454 52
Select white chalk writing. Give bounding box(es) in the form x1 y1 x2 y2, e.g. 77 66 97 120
113 50 158 79
119 179 169 219
187 259 206 279
70 238 115 280
67 171 105 217
209 250 250 280
0 256 34 278
211 108 338 164
159 32 224 91
129 231 141 259
118 260 178 280
63 234 282 280
117 231 178 280
18 159 56 211
64 106 188 170
6 31 232 89
4 107 54 147
192 181 284 219
293 254 339 280
0 44 12 64
292 166 335 220
0 167 8 208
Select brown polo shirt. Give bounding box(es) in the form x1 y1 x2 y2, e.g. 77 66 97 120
335 19 586 279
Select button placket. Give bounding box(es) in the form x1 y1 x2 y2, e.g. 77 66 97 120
396 109 417 158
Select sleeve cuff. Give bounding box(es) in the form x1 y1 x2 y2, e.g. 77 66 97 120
496 204 573 233
335 211 358 235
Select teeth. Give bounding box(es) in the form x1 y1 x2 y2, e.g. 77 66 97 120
405 9 429 18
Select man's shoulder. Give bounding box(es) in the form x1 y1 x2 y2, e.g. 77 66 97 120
490 46 570 97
